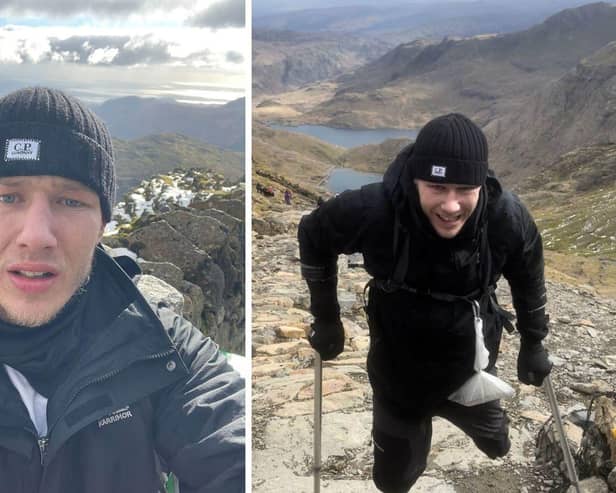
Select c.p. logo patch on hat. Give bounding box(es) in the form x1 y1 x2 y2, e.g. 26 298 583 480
4 138 41 162
431 165 446 178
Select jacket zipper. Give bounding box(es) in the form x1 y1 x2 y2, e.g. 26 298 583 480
37 435 49 466
43 348 176 466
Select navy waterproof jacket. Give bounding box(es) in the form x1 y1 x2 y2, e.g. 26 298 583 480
298 145 548 418
0 248 245 492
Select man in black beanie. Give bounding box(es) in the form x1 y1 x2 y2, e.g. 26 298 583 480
298 113 551 491
0 87 245 492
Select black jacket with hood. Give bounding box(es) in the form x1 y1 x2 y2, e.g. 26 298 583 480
0 247 245 492
298 144 547 418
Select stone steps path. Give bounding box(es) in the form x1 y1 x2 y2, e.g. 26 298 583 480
252 209 616 493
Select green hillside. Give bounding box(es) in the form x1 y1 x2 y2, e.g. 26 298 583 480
520 143 616 297
252 122 343 188
522 142 616 259
114 133 244 195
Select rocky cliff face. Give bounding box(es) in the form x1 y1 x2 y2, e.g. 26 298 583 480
487 40 616 184
252 203 616 492
253 30 392 95
105 168 245 354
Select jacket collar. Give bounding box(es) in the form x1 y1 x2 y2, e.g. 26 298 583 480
0 247 188 464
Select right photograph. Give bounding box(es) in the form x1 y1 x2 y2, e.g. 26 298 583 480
252 1 616 492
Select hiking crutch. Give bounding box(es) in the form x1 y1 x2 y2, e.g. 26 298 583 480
544 374 581 493
313 351 322 493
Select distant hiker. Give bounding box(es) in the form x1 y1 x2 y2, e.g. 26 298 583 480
298 113 551 492
0 87 245 492
284 189 292 205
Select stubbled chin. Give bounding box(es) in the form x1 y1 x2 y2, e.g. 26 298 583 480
0 299 66 327
432 222 463 238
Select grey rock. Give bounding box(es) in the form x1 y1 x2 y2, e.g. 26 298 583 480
193 197 244 220
566 476 608 493
127 220 207 276
136 274 184 315
163 210 229 255
607 466 616 489
138 260 185 286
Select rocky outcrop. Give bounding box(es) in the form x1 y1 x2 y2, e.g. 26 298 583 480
105 169 245 354
252 207 616 492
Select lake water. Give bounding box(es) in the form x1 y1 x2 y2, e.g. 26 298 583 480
270 123 418 193
327 168 383 194
270 123 417 148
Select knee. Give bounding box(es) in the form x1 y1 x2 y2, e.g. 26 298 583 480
372 432 426 493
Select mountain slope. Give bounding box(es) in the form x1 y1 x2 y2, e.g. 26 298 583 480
252 122 343 187
253 30 392 95
308 2 616 128
114 133 244 196
95 96 245 151
522 142 616 259
487 39 616 183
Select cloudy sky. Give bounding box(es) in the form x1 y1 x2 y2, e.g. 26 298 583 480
0 0 246 105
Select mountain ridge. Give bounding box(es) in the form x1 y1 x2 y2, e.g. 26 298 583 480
95 96 245 152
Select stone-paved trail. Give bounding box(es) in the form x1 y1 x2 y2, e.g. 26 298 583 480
252 208 616 493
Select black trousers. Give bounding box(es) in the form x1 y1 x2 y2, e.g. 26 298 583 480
372 398 511 493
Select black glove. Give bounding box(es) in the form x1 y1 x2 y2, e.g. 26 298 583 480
309 319 345 360
517 340 552 386
302 273 343 360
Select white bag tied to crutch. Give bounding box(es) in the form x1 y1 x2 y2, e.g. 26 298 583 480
448 300 515 406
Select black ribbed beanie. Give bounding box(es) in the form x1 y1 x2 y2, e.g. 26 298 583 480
408 113 488 186
0 87 115 222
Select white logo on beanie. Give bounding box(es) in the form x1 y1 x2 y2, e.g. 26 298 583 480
431 165 446 178
4 139 41 161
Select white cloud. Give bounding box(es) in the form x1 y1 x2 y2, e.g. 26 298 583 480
0 25 246 69
88 47 119 64
0 2 246 103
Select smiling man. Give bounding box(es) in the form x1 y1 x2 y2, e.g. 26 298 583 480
298 113 552 492
0 87 244 493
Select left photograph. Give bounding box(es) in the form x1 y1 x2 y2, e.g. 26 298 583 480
0 1 246 491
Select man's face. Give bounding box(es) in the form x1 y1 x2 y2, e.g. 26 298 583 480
414 179 481 239
0 175 104 327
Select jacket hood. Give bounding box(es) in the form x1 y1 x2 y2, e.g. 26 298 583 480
382 143 414 215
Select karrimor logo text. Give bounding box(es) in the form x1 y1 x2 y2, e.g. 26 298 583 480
5 139 41 161
98 406 134 428
431 165 446 178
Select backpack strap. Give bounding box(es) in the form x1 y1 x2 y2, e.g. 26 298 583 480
368 210 515 333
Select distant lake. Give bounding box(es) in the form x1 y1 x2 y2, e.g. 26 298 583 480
327 168 382 194
271 123 417 148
